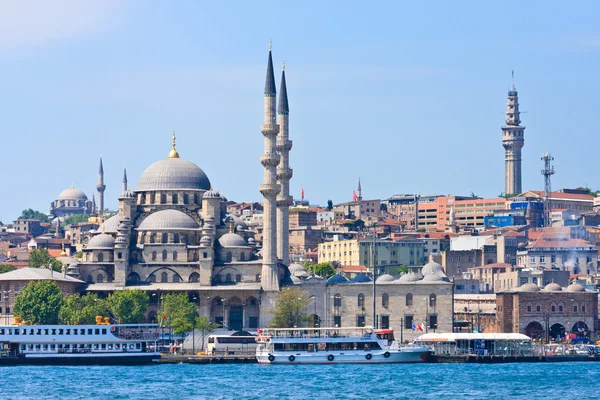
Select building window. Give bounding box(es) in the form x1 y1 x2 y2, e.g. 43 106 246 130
173 251 177 261
334 316 341 327
148 274 156 283
189 273 199 283
193 252 199 261
162 250 167 261
162 233 168 243
582 305 586 313
527 305 531 312
235 274 241 283
97 253 104 262
334 293 342 308
203 252 208 259
152 251 157 261
183 194 189 204
551 255 556 263
173 274 181 283
357 293 365 308
226 252 232 262
405 315 414 330
172 194 178 204
97 274 104 283
574 305 578 313
173 233 180 243
406 293 413 307
382 293 389 308
558 304 564 312
529 256 535 264
214 274 222 283
428 315 438 330
255 274 261 282
429 293 436 308
160 194 167 204
161 272 168 282
540 256 545 263
357 315 365 327
551 304 556 312
380 315 390 329
225 273 232 283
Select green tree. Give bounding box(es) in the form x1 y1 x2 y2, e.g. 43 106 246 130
63 214 90 226
394 264 409 275
194 315 219 351
13 281 64 324
269 287 311 328
303 262 337 278
107 290 149 324
59 293 109 325
160 293 196 335
29 248 62 272
0 264 16 274
326 200 333 210
18 208 49 223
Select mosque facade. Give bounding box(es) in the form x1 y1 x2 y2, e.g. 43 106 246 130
50 186 94 218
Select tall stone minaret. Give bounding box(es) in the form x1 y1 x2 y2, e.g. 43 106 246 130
96 157 106 214
122 168 128 195
276 62 292 266
357 178 362 201
502 72 525 196
260 43 281 292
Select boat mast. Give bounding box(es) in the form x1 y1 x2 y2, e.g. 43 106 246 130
372 222 377 329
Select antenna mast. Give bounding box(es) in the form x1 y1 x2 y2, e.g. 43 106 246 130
541 153 555 227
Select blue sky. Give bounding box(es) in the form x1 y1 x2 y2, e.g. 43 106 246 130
1 1 599 222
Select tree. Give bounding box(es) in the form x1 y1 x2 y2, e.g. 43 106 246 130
29 248 62 272
575 187 598 197
0 264 16 274
159 293 196 335
303 262 337 278
269 286 311 328
59 293 109 325
13 281 64 324
394 264 409 275
326 200 333 210
107 290 149 324
18 208 49 223
195 315 219 351
63 214 90 226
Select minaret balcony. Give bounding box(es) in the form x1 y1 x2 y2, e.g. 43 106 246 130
96 184 106 191
260 183 280 196
261 123 279 136
260 153 280 167
276 139 293 152
276 167 293 180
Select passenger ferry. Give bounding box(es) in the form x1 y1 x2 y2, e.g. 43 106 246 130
0 320 160 365
255 327 430 364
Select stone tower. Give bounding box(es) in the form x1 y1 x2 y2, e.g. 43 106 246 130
502 73 525 196
96 157 106 214
357 178 362 201
276 62 293 266
122 168 128 194
260 44 281 291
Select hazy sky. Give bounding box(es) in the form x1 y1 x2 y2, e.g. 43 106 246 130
1 1 599 222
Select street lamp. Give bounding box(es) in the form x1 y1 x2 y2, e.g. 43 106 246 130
308 295 318 328
192 296 198 355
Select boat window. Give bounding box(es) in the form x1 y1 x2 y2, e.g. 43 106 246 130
7 329 11 335
102 329 107 335
136 343 141 350
73 329 77 335
35 344 40 351
29 329 34 335
80 329 85 335
0 329 4 334
95 329 100 335
88 329 93 335
50 344 56 350
44 329 49 335
66 329 71 335
208 337 215 344
22 329 27 335
101 344 106 350
59 329 64 335
42 345 48 351
36 329 41 335
129 344 135 350
20 344 25 351
93 344 99 350
14 329 19 335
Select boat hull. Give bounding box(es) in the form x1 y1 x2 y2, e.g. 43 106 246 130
0 353 160 366
256 348 430 364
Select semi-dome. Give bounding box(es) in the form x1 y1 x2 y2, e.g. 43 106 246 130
376 274 395 283
544 282 563 292
327 273 349 284
422 261 444 275
420 273 451 283
58 187 88 201
99 215 119 234
138 210 200 231
518 283 540 292
289 263 308 277
135 157 211 192
86 233 115 249
398 272 420 283
566 283 585 292
218 233 247 248
352 273 372 283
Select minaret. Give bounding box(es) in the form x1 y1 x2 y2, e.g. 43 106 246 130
502 71 525 196
357 178 362 201
122 168 128 195
276 62 293 266
96 157 106 214
259 43 281 292
91 194 97 216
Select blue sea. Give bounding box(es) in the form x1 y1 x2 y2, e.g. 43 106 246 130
0 363 598 399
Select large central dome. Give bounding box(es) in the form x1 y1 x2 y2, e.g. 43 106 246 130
135 157 211 192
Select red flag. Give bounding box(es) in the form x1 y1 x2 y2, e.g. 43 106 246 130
301 186 305 200
161 313 166 320
353 190 357 202
417 323 423 331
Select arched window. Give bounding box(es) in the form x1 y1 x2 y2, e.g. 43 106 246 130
150 233 155 243
225 273 232 283
160 194 167 204
173 251 177 261
406 293 413 307
86 275 93 284
162 233 168 243
240 252 245 261
193 252 199 261
127 272 140 283
255 274 261 282
382 293 389 308
226 252 232 262
173 274 181 283
183 194 189 204
148 274 156 283
429 293 437 308
194 193 200 204
334 293 342 307
172 194 178 204
235 274 242 282
161 272 168 282
97 253 104 262
215 274 222 283
189 272 200 283
173 233 180 243
162 250 167 261
358 293 365 308
97 274 104 283
150 193 155 204
152 251 157 261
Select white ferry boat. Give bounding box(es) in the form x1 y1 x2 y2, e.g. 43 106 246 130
0 323 161 365
255 327 430 364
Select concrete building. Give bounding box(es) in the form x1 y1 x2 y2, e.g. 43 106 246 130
12 219 45 237
501 75 525 196
415 196 506 231
333 199 381 220
494 267 570 292
517 190 594 213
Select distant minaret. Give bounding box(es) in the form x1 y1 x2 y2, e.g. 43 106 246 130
357 178 362 201
91 194 97 216
502 71 525 196
96 157 106 214
260 42 281 291
122 168 128 195
276 62 293 266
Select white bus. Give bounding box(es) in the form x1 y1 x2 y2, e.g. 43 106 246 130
206 331 257 355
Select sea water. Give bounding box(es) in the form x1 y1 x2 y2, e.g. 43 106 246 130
0 363 598 399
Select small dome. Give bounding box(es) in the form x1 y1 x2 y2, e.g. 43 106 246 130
218 233 247 248
398 272 420 283
566 283 585 292
422 261 444 276
290 275 302 284
99 215 119 234
200 236 212 243
247 237 256 244
327 273 349 284
135 157 211 192
87 233 115 249
115 236 127 244
518 283 540 292
289 263 308 277
138 210 200 231
376 274 395 283
224 215 248 230
203 188 220 198
58 187 88 201
420 272 451 283
544 282 562 292
352 273 372 283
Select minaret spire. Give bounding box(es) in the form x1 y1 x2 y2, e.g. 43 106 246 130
502 71 525 196
260 42 281 293
96 157 106 215
276 60 292 266
122 168 128 195
91 194 97 216
357 178 362 201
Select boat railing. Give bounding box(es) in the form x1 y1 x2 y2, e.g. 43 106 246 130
258 327 376 340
